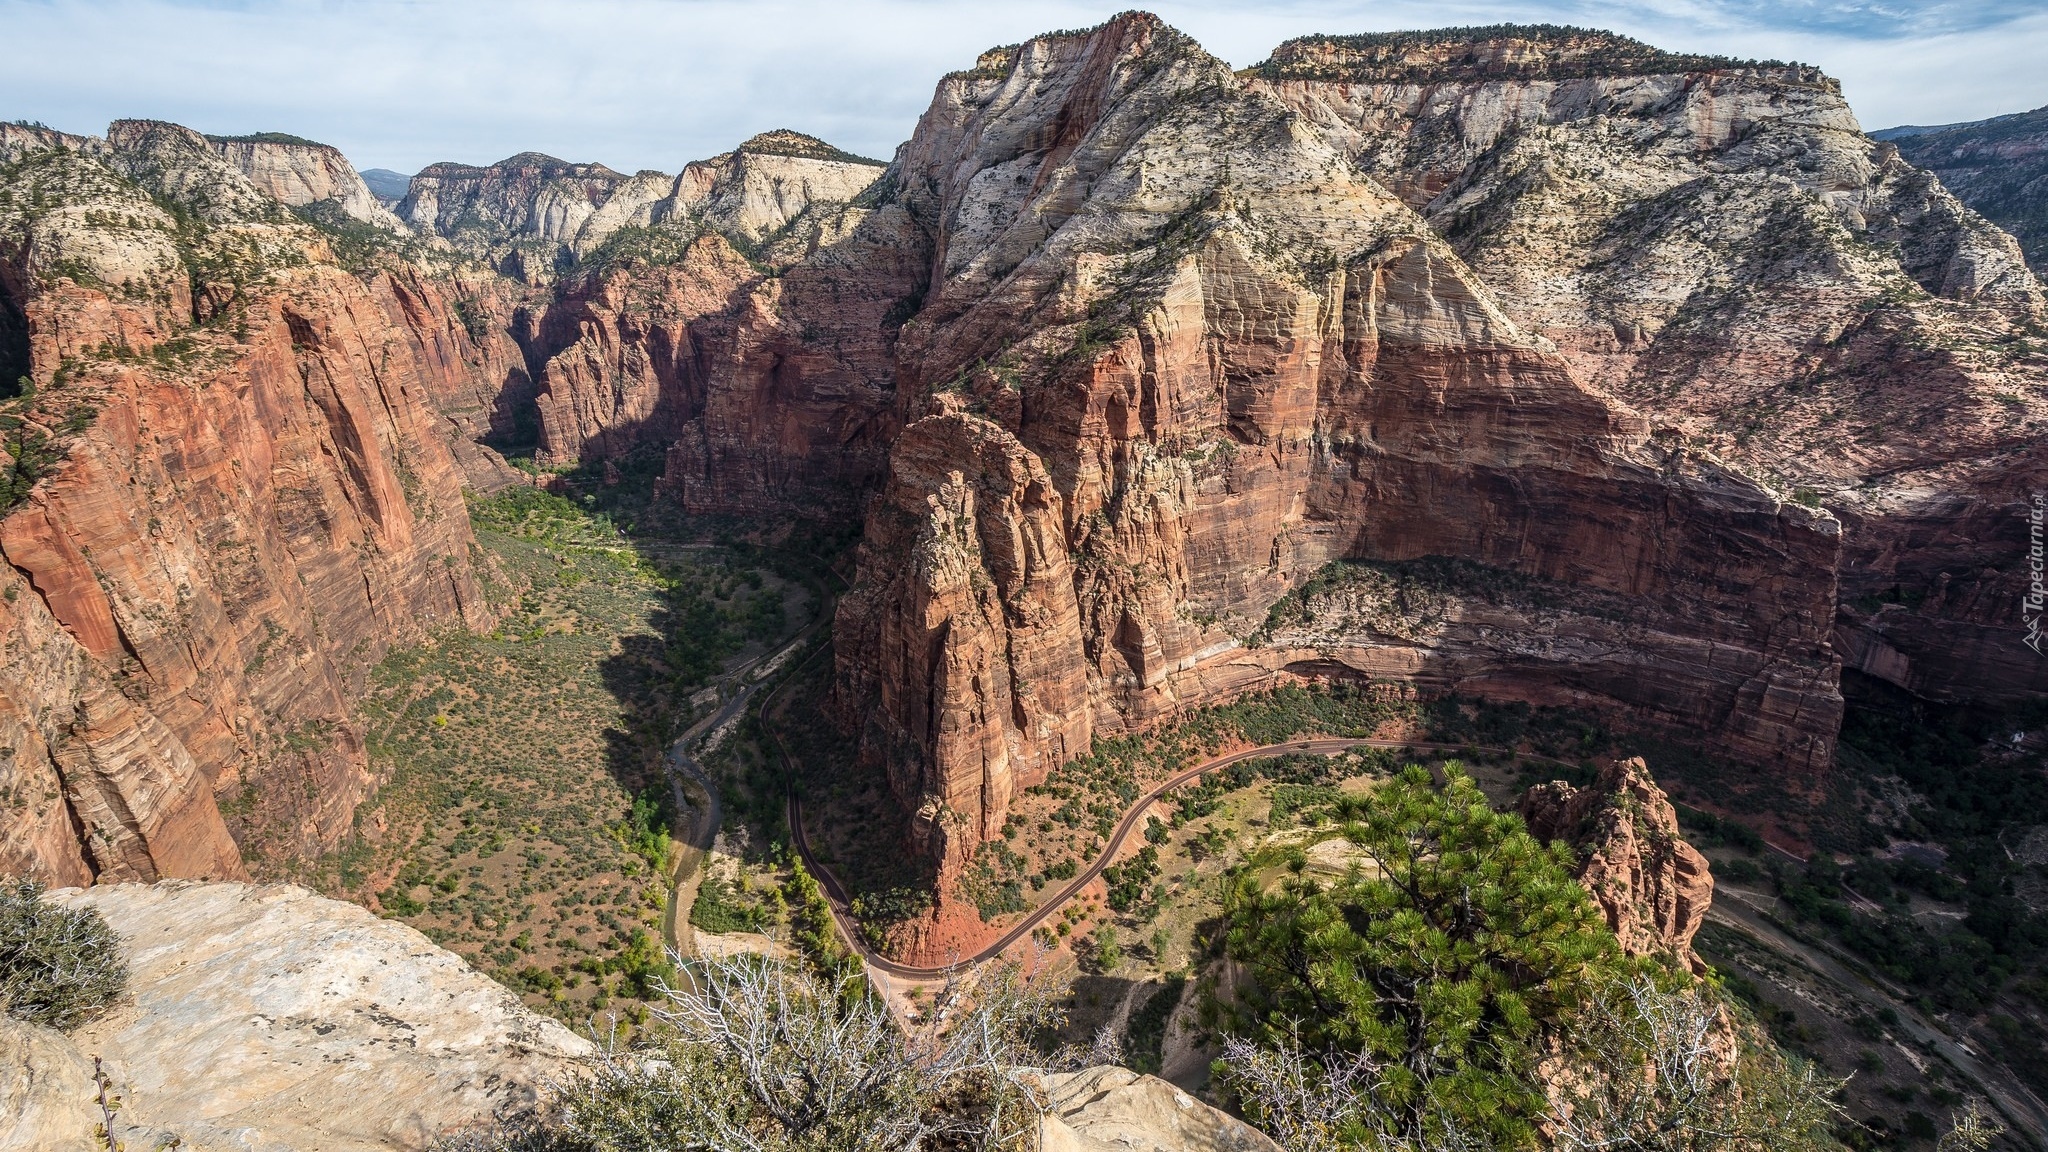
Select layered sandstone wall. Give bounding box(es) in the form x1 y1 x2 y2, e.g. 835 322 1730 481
1248 28 2048 704
205 133 407 230
833 15 1843 879
0 125 511 885
397 132 886 274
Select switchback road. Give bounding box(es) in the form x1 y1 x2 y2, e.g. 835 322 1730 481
780 735 1559 979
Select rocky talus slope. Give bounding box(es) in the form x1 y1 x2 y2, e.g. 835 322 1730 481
826 15 1842 897
2 881 1261 1152
0 121 523 885
1520 756 1714 974
1250 27 2048 704
1880 105 2048 276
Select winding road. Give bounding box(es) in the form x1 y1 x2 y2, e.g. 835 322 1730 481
657 573 825 955
759 667 2048 1141
779 733 1565 979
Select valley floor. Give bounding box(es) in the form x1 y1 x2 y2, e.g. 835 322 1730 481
280 483 805 1022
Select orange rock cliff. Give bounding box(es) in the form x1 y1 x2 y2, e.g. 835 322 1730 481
2 15 2041 889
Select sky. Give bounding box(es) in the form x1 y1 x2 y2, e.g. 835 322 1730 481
3 0 2045 177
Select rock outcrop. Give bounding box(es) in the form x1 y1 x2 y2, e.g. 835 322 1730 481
398 131 886 276
0 122 517 885
517 148 912 514
1036 1065 1280 1152
831 15 1843 895
0 1016 99 1152
1519 757 1713 973
1880 104 2048 275
7 882 591 1152
1249 26 2048 706
205 132 409 230
3 882 1259 1152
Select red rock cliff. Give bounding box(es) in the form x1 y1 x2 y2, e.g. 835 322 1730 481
832 16 1843 886
1 124 509 884
1520 757 1714 973
1248 27 2048 705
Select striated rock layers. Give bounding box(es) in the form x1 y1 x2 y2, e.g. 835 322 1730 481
1519 757 1714 974
512 148 916 520
1248 27 2048 705
398 130 886 276
830 15 1844 890
0 121 519 885
15 882 592 1152
205 131 409 231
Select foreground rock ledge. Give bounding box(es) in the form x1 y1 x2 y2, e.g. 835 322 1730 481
5 881 1272 1152
21 881 592 1152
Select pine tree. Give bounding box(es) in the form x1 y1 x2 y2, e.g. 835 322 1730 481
1222 764 1618 1149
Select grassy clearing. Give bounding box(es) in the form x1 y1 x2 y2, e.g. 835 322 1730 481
293 487 799 1022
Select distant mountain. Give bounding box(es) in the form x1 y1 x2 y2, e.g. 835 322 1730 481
358 167 412 203
1876 105 2048 273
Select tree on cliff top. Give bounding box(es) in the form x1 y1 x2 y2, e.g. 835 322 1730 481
1221 764 1616 1148
1217 764 1850 1152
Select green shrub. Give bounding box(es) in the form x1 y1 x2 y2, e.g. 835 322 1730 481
0 878 127 1030
1221 765 1619 1148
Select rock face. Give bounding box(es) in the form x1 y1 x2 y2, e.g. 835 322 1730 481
3 882 1251 1152
1519 757 1713 973
3 19 2041 934
398 131 886 275
205 132 409 230
1880 104 2048 275
516 147 912 517
830 15 1843 891
1247 26 2048 706
1036 1065 1280 1152
10 882 593 1152
0 122 516 885
0 1016 99 1152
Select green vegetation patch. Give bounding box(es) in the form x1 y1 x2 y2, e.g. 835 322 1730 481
299 487 790 1021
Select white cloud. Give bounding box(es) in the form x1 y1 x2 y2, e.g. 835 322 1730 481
1 0 2042 176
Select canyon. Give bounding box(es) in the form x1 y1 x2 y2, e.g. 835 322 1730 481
1 14 2042 911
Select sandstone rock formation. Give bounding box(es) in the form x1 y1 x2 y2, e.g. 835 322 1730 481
3 16 2041 939
1248 26 2048 706
2 881 1259 1152
1 122 519 885
1519 757 1713 973
1880 104 2048 275
398 131 886 276
516 150 913 516
1036 1064 1280 1152
0 1015 98 1152
205 131 409 230
830 15 1843 889
7 882 592 1152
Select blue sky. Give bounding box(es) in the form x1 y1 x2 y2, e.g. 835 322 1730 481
3 0 2044 175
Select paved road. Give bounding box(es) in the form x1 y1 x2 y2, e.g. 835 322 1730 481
765 682 2048 1144
657 580 824 953
1709 893 2048 1148
781 736 1551 979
